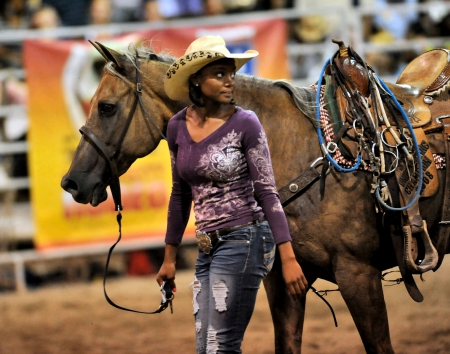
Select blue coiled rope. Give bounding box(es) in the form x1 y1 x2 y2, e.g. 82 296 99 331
315 57 423 211
315 58 362 172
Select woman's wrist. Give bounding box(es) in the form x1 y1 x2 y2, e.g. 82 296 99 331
164 243 179 264
277 241 297 263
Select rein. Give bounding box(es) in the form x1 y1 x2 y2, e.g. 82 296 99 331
80 52 171 314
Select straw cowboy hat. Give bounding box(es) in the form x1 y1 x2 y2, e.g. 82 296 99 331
164 35 258 101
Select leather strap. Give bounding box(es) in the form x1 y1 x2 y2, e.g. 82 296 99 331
80 125 123 212
103 212 174 314
81 126 174 313
331 57 375 137
385 176 424 302
434 120 450 270
204 217 266 239
112 94 139 161
79 51 171 314
425 56 450 93
137 88 167 140
389 225 424 302
279 166 321 207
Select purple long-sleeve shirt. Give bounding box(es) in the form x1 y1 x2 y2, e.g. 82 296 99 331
165 106 292 245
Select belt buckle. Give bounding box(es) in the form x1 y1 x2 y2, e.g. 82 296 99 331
195 230 213 254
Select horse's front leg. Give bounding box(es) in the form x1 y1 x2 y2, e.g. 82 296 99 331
335 259 395 354
263 255 314 354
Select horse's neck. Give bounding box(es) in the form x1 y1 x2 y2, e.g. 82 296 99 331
142 60 186 126
235 76 272 111
235 75 309 126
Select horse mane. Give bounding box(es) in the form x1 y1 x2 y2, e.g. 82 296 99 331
123 42 176 65
122 42 318 125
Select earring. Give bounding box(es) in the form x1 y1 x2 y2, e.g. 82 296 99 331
195 84 199 86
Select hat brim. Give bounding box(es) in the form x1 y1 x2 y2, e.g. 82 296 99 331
164 50 258 101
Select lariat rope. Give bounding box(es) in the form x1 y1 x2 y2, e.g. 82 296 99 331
315 55 424 212
315 59 362 173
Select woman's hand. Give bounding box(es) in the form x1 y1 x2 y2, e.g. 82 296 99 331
278 241 308 300
156 244 178 293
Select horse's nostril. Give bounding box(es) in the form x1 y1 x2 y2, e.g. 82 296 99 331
62 178 79 192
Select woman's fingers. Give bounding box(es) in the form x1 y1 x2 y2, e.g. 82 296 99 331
168 278 177 292
286 274 308 300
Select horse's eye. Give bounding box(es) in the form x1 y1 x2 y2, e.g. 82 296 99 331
99 103 116 117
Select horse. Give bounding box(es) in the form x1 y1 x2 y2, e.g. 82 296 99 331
61 41 450 354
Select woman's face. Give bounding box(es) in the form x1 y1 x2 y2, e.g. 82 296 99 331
194 58 236 105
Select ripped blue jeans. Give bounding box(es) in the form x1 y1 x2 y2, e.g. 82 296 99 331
192 221 275 354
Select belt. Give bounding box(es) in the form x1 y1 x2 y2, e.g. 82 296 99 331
195 217 266 254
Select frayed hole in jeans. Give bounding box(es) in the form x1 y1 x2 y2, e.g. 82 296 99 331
190 278 201 315
195 319 202 333
207 325 219 354
212 280 228 312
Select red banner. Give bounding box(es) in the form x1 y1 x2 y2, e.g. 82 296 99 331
134 18 290 79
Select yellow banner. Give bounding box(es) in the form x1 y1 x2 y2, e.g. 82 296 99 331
23 38 185 249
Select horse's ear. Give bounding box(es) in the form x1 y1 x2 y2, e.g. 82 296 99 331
89 40 126 69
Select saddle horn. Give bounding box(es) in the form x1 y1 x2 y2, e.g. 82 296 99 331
331 39 370 97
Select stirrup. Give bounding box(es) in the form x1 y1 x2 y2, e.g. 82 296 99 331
403 221 438 274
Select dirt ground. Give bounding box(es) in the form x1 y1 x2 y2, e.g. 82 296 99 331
1 256 450 354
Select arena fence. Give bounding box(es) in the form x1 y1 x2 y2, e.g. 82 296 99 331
0 4 449 291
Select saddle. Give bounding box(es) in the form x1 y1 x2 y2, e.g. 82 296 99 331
387 48 450 129
278 42 450 301
322 40 450 301
376 48 450 274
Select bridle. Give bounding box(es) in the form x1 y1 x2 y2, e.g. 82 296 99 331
80 53 167 213
79 51 171 314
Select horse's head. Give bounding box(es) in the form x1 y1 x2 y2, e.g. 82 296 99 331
61 41 182 206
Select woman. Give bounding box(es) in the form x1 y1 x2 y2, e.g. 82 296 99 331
157 35 308 353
